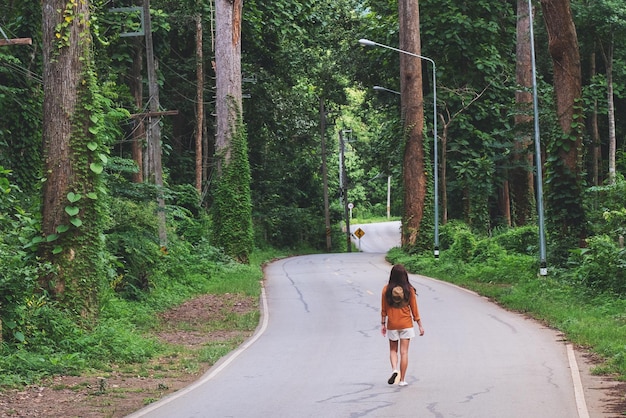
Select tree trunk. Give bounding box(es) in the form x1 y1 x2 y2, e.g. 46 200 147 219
602 38 616 184
215 0 243 171
195 12 204 194
42 0 82 239
540 0 583 171
590 51 600 186
399 0 427 248
540 0 586 243
41 0 104 317
511 0 535 226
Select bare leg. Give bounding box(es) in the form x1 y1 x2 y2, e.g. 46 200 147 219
387 339 400 384
389 339 399 371
399 338 410 382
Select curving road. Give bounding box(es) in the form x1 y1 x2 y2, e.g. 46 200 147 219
128 222 588 418
350 221 402 253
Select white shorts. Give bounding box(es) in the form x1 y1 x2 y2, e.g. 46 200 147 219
387 327 415 341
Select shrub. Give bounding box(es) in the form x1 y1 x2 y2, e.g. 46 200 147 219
0 168 50 344
106 198 161 300
493 225 539 255
472 239 506 264
448 228 477 263
572 235 626 296
440 220 477 247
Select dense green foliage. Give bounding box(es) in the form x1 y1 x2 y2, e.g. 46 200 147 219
1 0 626 390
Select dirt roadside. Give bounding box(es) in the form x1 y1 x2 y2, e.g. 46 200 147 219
0 293 624 417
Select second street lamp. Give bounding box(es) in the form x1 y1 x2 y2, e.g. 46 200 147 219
360 38 439 257
373 85 401 96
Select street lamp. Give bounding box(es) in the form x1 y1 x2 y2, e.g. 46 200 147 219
527 0 548 276
360 38 439 258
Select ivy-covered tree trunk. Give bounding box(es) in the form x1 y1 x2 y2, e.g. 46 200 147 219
213 0 252 262
212 101 253 263
399 0 427 248
540 0 586 252
41 0 106 317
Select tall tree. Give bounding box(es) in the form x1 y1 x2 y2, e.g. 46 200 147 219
214 0 242 170
418 0 516 230
41 0 106 316
399 0 427 248
195 6 204 194
540 0 586 250
212 0 253 262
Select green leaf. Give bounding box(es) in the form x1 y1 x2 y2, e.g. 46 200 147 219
87 142 98 151
46 234 59 242
56 224 70 233
98 153 108 164
86 192 97 199
70 218 83 227
52 246 63 254
14 331 25 343
65 206 79 216
67 192 81 203
90 163 103 174
88 126 98 135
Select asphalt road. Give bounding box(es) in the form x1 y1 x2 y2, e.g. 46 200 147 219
128 229 586 417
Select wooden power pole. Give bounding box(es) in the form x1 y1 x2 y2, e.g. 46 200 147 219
143 0 167 246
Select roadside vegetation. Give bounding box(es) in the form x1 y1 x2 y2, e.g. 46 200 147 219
0 166 299 388
388 218 626 382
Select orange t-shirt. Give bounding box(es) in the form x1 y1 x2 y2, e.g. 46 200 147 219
381 284 420 330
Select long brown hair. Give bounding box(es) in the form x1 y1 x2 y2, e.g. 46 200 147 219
385 264 413 306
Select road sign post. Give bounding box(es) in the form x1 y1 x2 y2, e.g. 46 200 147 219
354 227 365 251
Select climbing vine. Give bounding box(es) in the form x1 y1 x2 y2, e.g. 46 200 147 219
211 97 253 263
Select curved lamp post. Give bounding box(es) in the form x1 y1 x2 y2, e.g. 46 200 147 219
360 38 439 258
527 0 548 276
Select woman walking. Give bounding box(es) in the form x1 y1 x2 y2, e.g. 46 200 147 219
381 264 425 386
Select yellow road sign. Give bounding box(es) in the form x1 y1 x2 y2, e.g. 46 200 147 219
354 228 365 239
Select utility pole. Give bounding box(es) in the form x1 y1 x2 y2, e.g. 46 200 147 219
143 0 167 247
320 97 332 252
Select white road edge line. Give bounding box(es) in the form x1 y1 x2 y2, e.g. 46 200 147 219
126 285 270 418
567 343 590 418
